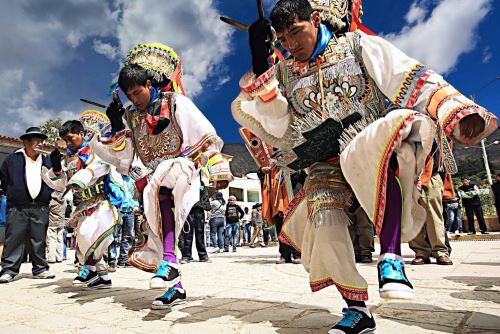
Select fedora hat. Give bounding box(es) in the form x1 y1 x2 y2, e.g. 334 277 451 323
20 127 48 140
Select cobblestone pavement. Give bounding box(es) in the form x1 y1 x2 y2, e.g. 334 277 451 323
0 240 499 333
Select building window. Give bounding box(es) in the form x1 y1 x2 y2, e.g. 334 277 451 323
229 187 244 202
247 190 260 203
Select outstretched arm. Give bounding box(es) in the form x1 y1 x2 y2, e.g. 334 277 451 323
360 34 497 146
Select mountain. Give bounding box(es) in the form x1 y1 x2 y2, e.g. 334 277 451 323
222 143 258 177
454 127 500 180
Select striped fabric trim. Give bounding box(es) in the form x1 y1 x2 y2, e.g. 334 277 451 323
393 64 428 107
310 277 368 300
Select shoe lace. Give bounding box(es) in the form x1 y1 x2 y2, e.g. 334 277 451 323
78 266 89 279
380 258 407 282
156 260 171 277
337 308 362 328
161 287 176 300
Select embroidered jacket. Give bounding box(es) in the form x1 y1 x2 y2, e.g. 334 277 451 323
232 31 497 171
97 92 233 184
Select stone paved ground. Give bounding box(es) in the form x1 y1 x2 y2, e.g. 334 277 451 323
0 240 499 333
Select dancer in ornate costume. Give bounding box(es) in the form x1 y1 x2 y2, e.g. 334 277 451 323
93 43 232 309
44 110 124 289
231 1 497 333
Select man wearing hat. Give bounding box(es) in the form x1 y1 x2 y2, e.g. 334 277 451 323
0 127 55 283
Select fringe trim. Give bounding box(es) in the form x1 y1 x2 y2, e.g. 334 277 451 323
292 59 362 91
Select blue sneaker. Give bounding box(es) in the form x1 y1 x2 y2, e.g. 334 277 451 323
149 260 180 289
151 287 187 309
329 308 376 334
378 254 414 299
72 266 98 286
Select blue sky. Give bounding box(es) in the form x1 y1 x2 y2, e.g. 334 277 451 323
0 0 498 144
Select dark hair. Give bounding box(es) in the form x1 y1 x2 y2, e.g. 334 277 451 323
118 64 150 93
59 120 84 137
118 63 171 93
270 0 314 33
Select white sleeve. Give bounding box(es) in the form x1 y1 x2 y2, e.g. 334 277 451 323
231 66 293 149
360 34 497 145
174 94 233 183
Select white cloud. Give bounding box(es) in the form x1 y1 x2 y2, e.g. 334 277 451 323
482 46 492 64
93 40 119 61
0 0 232 136
404 2 427 24
384 0 492 74
105 0 234 97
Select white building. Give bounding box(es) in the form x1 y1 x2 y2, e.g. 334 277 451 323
218 172 261 212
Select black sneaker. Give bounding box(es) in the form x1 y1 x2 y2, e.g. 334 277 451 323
117 262 132 268
151 288 187 309
467 232 476 235
329 308 376 334
481 231 489 235
84 276 112 290
72 267 98 286
359 255 373 264
150 260 180 289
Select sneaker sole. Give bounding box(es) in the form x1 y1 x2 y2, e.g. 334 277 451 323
328 326 376 334
151 299 187 310
149 276 181 290
33 275 56 279
73 276 99 287
83 284 112 291
379 289 414 300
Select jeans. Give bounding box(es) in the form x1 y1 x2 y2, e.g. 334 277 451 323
243 223 252 243
224 223 240 251
445 206 462 232
209 217 225 249
108 212 135 266
180 207 208 260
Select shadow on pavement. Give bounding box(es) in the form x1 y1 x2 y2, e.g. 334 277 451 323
444 275 500 305
374 302 500 333
28 277 339 331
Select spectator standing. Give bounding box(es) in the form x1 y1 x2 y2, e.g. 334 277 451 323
346 201 374 263
409 151 452 265
250 204 265 247
458 177 489 235
209 192 226 253
46 190 67 263
443 196 463 234
242 207 252 245
492 173 500 219
224 196 244 252
0 192 6 260
180 179 210 263
0 127 55 283
108 176 139 270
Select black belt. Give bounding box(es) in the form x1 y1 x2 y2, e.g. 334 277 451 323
13 202 48 209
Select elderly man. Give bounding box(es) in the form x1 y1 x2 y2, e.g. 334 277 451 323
0 127 55 283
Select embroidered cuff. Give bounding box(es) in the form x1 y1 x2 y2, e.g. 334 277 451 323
240 66 279 102
100 129 128 152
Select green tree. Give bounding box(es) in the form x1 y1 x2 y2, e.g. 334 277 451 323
40 118 62 146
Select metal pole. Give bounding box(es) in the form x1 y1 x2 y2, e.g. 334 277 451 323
481 139 493 185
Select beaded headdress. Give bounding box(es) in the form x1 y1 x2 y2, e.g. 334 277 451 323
124 43 185 95
79 110 110 138
309 0 363 32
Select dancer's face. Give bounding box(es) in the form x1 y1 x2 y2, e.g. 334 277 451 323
62 131 85 152
125 80 152 112
275 12 321 62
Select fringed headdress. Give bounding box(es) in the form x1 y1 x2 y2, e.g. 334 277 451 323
80 110 111 138
309 0 368 34
124 43 185 95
